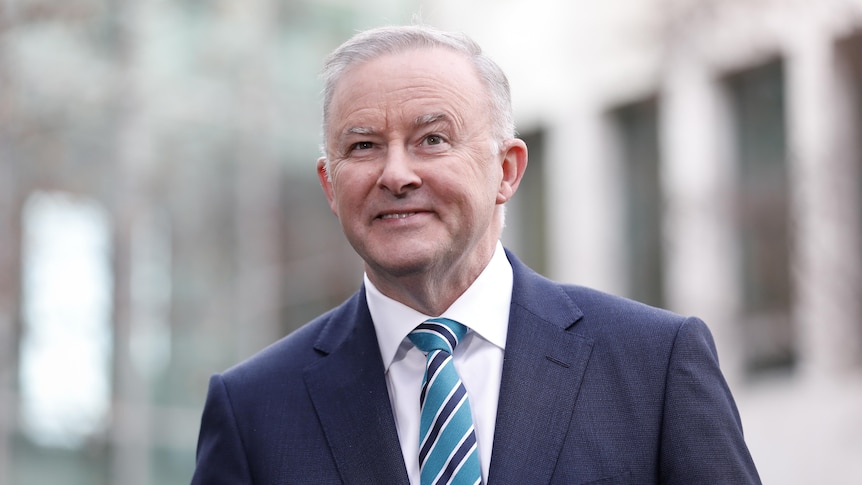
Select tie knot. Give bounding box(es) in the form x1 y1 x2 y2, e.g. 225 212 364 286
408 318 467 354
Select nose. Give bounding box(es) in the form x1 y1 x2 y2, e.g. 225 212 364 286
377 145 421 196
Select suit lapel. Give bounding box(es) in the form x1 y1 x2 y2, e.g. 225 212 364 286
303 290 409 485
488 252 594 484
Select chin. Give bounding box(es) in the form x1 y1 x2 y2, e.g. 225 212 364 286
373 256 433 278
354 236 452 275
363 246 437 277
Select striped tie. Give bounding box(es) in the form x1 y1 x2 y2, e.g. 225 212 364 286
408 318 483 485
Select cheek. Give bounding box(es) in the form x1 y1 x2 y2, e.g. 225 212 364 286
437 176 494 218
332 168 376 208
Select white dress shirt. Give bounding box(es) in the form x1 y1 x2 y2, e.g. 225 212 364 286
365 241 513 485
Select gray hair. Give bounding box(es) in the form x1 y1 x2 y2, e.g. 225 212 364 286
320 25 515 155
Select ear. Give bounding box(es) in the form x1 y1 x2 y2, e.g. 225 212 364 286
317 157 339 216
496 138 528 204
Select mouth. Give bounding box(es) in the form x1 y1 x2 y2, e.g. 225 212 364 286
378 212 418 220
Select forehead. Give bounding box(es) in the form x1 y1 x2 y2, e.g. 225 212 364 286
327 47 487 132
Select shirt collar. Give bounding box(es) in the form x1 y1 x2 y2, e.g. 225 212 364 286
366 241 513 370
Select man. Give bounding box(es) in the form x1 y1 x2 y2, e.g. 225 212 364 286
192 25 761 484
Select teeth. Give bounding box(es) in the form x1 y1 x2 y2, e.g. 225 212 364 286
381 212 416 219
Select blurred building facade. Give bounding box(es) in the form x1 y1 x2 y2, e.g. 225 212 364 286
0 1 418 484
430 0 862 483
1 0 861 484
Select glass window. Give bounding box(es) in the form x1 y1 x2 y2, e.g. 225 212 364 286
836 33 862 357
725 60 795 374
19 191 114 448
612 98 665 308
837 34 862 267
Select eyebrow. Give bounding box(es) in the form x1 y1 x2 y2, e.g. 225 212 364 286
414 113 451 128
338 113 453 141
335 126 376 149
343 126 375 137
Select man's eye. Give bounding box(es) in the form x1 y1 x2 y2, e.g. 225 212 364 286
425 135 444 145
351 141 374 151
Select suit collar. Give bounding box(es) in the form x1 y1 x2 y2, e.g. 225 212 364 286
303 251 593 484
488 251 594 483
304 290 410 484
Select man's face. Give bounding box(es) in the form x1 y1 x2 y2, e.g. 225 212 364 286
318 47 521 287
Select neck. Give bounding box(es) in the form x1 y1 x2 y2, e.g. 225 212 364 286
368 242 498 317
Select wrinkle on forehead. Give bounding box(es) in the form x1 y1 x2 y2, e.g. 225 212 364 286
325 48 489 152
340 113 452 137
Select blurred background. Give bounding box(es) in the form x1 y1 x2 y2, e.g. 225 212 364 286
1 0 861 483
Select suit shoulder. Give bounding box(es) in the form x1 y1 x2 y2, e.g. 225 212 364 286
507 250 690 334
559 283 698 337
559 282 678 317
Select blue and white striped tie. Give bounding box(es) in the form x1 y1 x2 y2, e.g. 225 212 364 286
408 318 483 485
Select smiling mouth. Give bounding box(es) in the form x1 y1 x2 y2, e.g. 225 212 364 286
379 212 417 220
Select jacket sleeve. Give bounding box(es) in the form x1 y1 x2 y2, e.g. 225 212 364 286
191 374 253 485
659 317 762 484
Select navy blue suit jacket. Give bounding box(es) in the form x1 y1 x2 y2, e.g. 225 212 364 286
192 251 760 484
